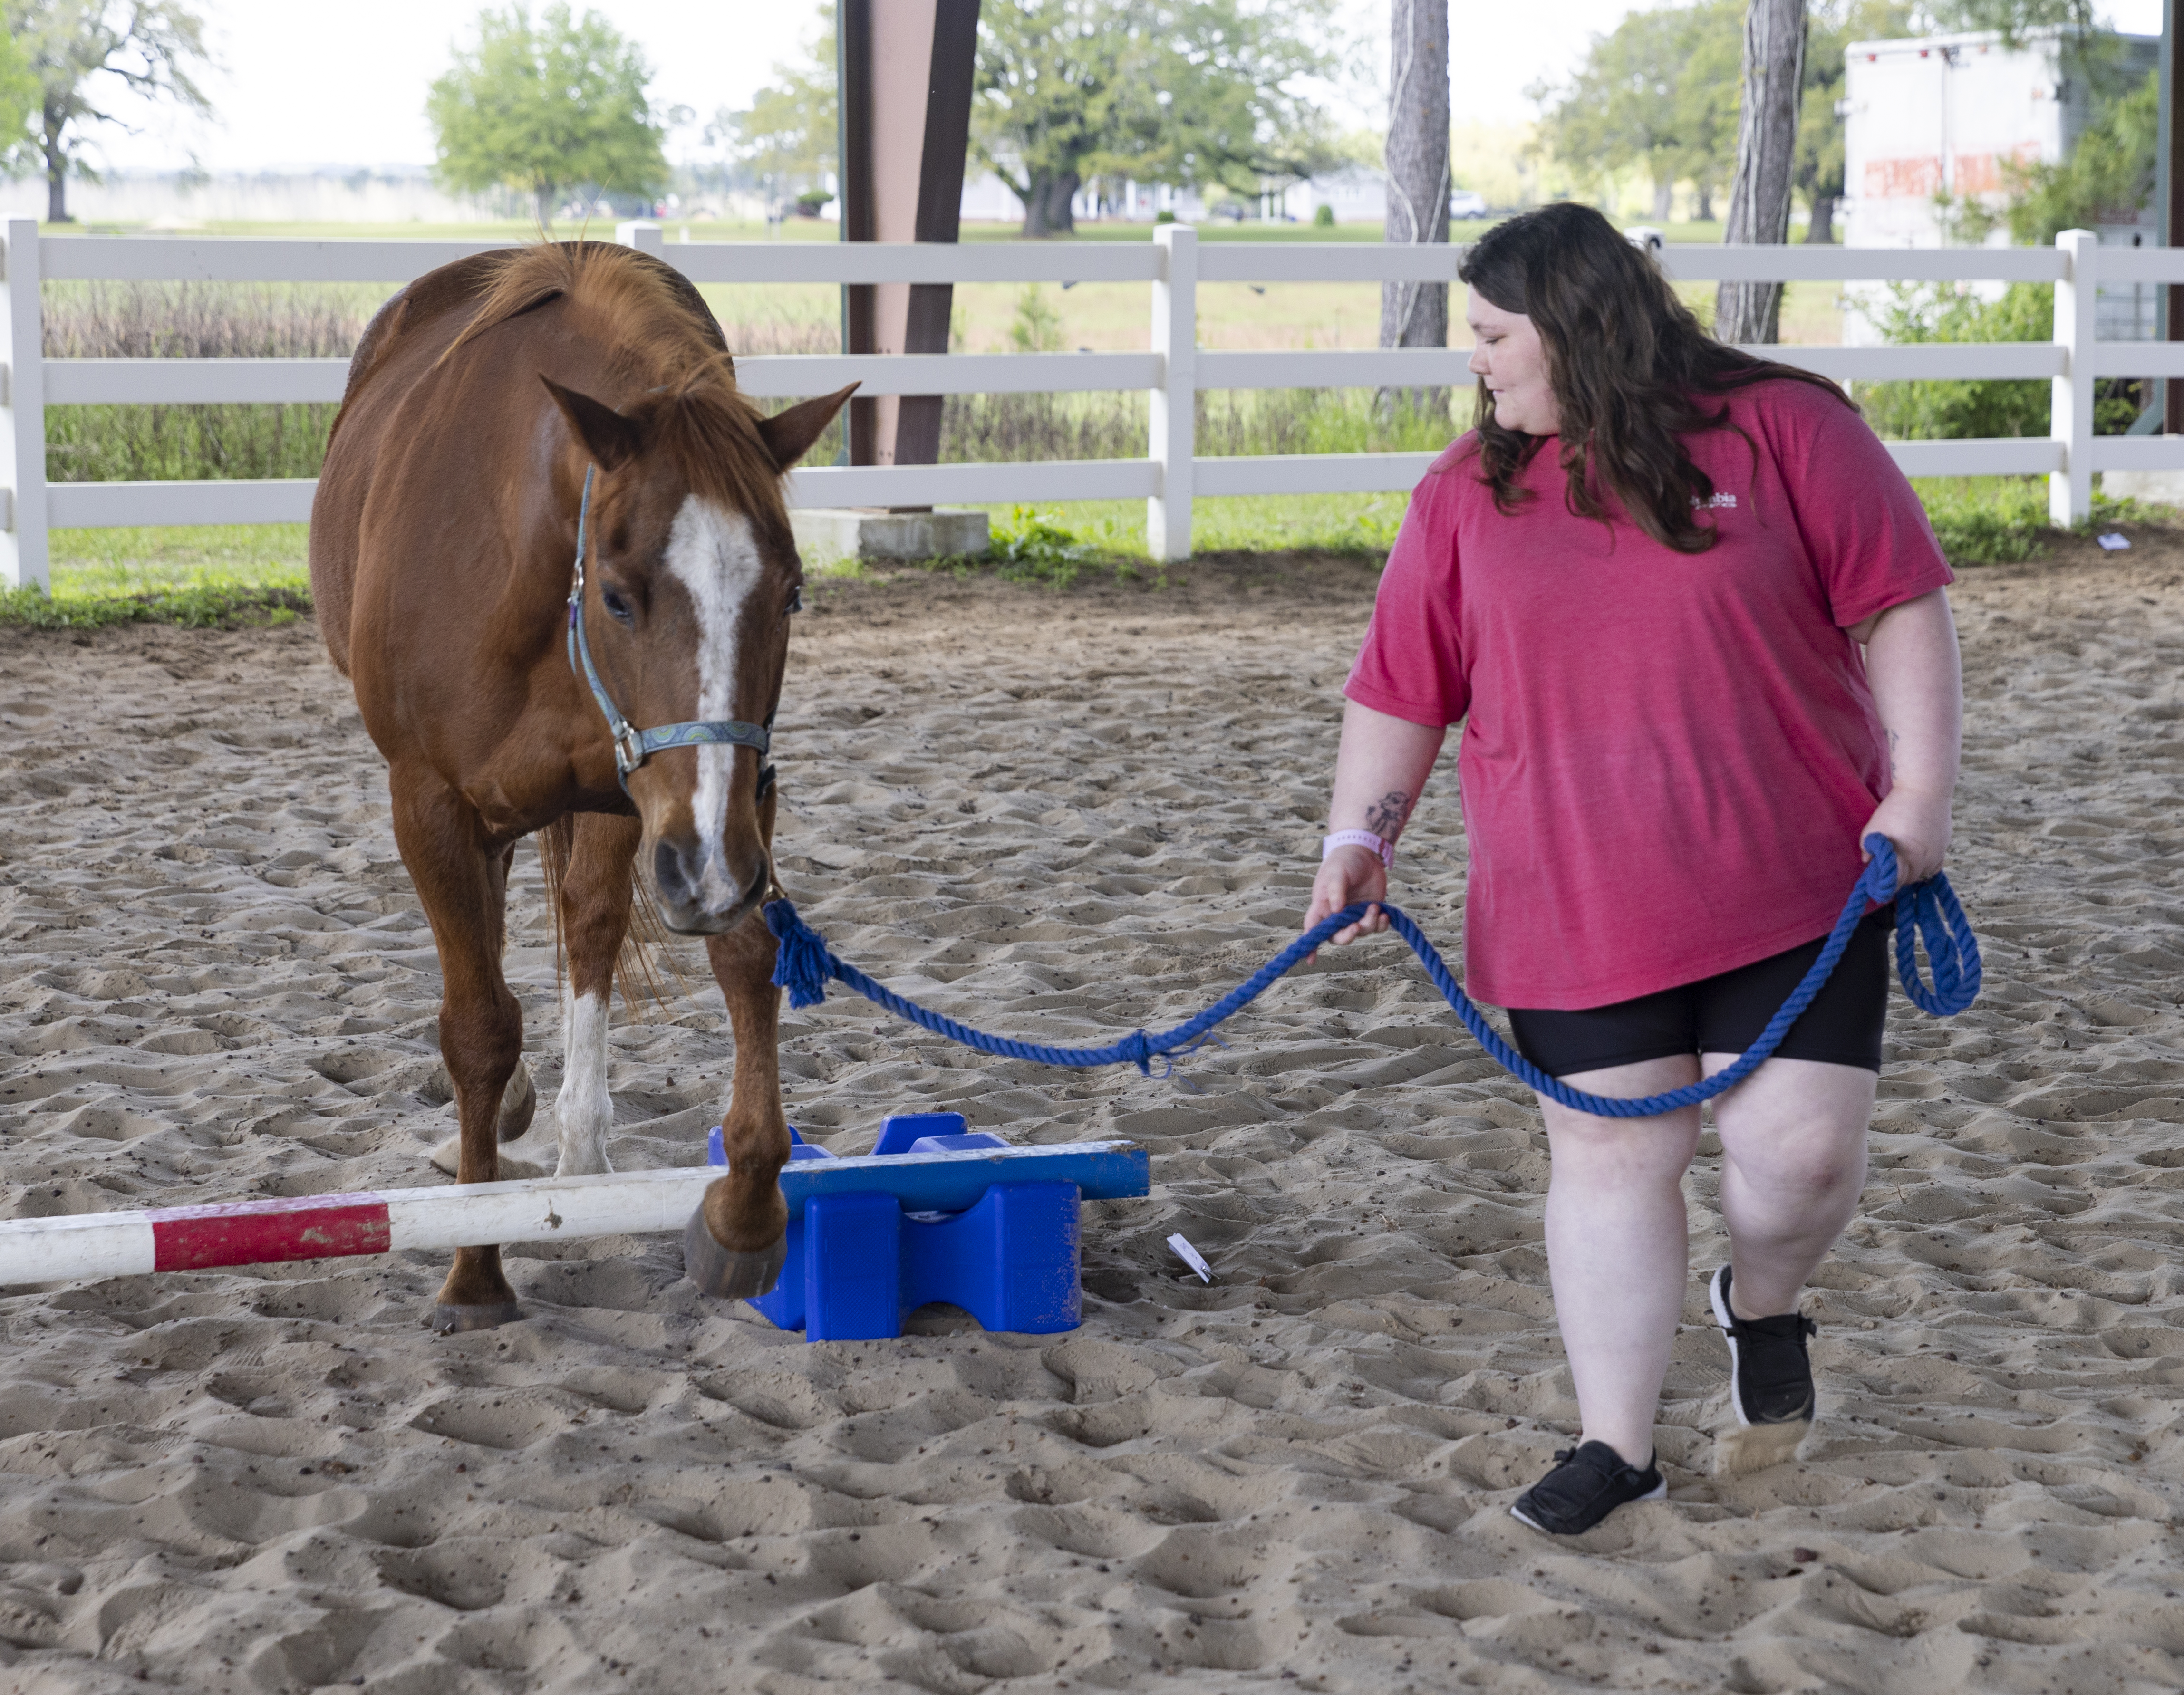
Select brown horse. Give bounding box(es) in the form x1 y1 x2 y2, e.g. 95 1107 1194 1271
309 241 854 1331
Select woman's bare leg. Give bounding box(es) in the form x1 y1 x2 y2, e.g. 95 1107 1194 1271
1703 1054 1876 1318
1536 1056 1703 1467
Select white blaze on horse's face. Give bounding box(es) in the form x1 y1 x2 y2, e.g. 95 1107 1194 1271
658 495 766 923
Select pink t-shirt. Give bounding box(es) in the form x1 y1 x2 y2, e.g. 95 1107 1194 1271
1345 377 1954 1010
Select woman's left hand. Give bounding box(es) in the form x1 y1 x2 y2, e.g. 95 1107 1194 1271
1862 785 1952 885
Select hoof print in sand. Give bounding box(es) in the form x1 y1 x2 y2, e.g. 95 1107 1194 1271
431 1300 524 1334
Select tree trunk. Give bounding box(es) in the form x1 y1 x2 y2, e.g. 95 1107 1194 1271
1716 0 1807 344
42 114 69 224
1696 183 1715 222
1379 0 1449 420
1804 193 1836 243
1652 176 1675 222
1020 169 1080 238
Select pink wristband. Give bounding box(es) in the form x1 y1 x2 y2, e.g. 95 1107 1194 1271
1323 829 1393 871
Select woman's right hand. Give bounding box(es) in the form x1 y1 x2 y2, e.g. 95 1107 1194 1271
1304 845 1391 956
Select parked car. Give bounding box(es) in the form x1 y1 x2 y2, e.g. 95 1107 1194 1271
1623 225 1666 253
1450 189 1489 220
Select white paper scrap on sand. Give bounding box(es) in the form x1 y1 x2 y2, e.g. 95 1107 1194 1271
2098 532 2131 551
1167 1233 1213 1282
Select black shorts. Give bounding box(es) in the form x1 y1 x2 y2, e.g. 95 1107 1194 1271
1507 907 1894 1079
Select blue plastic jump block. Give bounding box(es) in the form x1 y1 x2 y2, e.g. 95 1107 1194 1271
704 1113 1144 1342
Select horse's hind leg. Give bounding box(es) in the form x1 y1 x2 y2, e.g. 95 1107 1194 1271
389 765 524 1331
685 797 791 1299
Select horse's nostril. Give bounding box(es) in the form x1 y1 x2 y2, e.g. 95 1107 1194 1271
653 839 693 904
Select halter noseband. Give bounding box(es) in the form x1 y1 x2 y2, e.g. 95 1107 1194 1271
566 465 776 795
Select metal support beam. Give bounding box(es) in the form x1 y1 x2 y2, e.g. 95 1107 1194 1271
837 0 981 482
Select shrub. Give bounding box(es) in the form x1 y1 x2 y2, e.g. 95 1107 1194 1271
1313 203 1335 227
987 504 1094 587
1857 280 2145 440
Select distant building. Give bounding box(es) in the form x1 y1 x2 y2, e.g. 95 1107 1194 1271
1841 28 2159 342
959 171 1208 224
1280 165 1388 225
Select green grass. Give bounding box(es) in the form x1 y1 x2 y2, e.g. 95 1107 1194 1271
2 524 310 627
966 491 1413 562
5 474 2169 627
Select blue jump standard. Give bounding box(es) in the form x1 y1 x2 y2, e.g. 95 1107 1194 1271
704 1114 1151 1341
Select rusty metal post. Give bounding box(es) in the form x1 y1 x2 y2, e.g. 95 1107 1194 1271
838 0 981 485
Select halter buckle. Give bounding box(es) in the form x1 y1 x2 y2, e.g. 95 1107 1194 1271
611 722 646 776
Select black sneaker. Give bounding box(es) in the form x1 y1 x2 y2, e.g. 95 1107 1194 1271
1710 1264 1818 1427
1509 1440 1666 1536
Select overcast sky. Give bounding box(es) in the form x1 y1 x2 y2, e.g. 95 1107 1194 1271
89 0 2171 175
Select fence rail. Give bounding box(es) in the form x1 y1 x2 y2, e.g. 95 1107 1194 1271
3 218 2181 589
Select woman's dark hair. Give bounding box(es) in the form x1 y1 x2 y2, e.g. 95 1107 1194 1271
1456 201 1851 552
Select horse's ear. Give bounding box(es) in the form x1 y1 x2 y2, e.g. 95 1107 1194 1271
541 376 644 470
758 383 859 472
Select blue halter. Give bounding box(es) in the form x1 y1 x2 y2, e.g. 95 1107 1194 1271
565 465 775 794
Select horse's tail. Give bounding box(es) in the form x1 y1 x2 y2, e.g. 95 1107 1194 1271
534 816 691 1020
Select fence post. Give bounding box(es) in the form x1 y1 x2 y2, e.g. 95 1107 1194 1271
614 219 665 256
0 217 47 591
1147 223 1196 562
2049 228 2097 529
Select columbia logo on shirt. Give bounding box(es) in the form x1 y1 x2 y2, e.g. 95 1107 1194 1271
1692 492 1738 510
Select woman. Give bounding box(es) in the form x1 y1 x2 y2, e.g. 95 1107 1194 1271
1306 203 1961 1536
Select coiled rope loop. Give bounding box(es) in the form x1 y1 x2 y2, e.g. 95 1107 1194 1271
764 834 1981 1118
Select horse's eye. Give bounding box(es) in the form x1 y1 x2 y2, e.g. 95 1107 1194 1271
601 587 634 624
786 584 804 615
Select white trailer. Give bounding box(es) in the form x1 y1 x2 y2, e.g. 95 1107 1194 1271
1841 29 2159 343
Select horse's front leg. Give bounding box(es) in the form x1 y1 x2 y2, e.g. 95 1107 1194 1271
491 812 638 1179
389 766 525 1331
684 851 791 1297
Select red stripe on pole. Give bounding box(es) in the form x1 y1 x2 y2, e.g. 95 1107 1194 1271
149 1194 392 1272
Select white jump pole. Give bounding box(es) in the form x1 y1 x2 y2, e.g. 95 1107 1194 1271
0 1141 1150 1286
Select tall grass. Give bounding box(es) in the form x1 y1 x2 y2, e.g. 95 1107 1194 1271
43 282 370 483
44 284 1463 483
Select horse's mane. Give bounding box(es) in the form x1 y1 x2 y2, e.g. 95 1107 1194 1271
444 241 788 529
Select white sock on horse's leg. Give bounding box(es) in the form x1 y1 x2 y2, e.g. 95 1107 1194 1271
551 987 615 1176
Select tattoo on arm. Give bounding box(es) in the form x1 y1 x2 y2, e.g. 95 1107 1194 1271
1364 789 1413 839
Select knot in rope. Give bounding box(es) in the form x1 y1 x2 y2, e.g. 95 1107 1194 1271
1115 1030 1155 1077
765 898 834 1010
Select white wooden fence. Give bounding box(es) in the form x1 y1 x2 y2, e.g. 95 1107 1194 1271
3 217 2182 590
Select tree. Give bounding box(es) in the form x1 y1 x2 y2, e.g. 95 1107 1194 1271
0 30 39 161
427 4 670 227
1532 0 1742 221
1991 63 2157 244
5 0 211 224
1716 0 1807 344
712 4 836 205
1382 0 1447 331
1795 0 1917 243
972 0 1338 238
1381 0 1446 413
1925 0 2091 38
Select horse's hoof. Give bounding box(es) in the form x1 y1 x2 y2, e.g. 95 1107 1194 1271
426 1132 548 1182
683 1208 786 1299
498 1059 538 1141
432 1300 523 1334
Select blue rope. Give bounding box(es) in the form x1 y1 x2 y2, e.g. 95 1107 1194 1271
764 834 1981 1119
